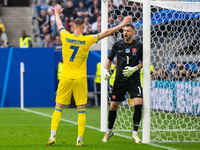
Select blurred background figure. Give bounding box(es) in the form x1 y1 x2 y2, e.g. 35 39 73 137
54 36 62 50
95 62 101 105
41 34 53 47
0 28 8 47
19 30 32 48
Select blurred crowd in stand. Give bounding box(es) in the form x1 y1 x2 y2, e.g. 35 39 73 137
1 0 199 82
152 62 200 81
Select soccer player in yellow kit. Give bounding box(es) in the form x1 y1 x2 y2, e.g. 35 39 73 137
46 4 132 146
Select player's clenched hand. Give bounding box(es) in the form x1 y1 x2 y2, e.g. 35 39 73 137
123 66 138 77
55 4 64 14
122 16 132 26
104 69 110 80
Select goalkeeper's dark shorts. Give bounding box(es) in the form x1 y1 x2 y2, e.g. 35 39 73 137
111 80 143 101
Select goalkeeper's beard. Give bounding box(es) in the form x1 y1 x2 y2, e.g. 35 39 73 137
124 35 133 43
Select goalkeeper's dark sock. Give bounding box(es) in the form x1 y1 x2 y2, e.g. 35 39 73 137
108 110 117 129
133 105 142 131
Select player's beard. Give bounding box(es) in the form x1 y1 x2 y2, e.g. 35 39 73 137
124 35 132 43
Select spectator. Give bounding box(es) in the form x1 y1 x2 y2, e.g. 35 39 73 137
89 7 100 24
113 0 122 7
88 0 100 17
40 26 51 40
0 28 8 47
47 0 57 30
93 23 101 34
86 0 93 8
62 0 76 23
91 15 101 33
95 62 101 105
83 24 91 35
108 16 117 28
37 8 50 31
0 21 5 32
19 30 32 48
65 16 74 32
41 34 54 47
4 0 8 6
54 36 62 50
84 16 91 28
83 16 91 34
76 1 89 19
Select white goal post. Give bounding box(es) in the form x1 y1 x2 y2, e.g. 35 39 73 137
101 0 200 143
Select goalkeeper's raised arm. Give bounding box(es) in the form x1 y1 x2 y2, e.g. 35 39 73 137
98 16 132 40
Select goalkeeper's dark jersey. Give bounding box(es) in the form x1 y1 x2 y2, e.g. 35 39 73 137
108 39 143 82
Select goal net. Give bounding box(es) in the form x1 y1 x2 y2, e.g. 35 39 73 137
101 0 200 142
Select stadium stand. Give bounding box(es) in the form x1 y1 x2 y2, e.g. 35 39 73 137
1 7 35 47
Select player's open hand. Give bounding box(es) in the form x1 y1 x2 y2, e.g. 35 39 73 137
122 16 132 26
55 4 64 14
104 69 110 80
123 66 138 77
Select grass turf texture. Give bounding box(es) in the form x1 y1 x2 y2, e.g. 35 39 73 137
0 107 200 150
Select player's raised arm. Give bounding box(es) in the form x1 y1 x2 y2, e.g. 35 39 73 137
55 4 65 31
98 15 132 41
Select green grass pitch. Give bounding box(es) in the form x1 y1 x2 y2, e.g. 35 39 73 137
0 107 200 150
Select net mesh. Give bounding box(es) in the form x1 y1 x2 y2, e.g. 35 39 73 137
106 0 200 142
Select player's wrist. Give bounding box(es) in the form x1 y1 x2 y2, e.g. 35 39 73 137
134 66 138 71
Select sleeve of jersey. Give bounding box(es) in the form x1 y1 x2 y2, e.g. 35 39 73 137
59 28 70 40
87 34 99 46
108 43 117 61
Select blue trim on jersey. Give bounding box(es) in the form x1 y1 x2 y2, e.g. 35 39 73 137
78 111 85 113
55 108 62 112
59 28 65 33
1 47 13 107
96 34 99 43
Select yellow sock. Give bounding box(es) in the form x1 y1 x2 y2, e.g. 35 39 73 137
51 106 63 130
77 108 86 137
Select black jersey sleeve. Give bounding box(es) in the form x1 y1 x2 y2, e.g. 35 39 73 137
108 42 118 61
138 42 143 61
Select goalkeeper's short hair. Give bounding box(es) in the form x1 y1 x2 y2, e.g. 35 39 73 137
125 23 135 30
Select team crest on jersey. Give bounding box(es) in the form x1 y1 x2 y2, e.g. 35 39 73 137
112 95 116 100
125 48 130 53
132 48 137 55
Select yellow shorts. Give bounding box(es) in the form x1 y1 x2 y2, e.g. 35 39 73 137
56 76 87 105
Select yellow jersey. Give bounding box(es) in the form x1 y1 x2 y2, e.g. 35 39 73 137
60 28 99 79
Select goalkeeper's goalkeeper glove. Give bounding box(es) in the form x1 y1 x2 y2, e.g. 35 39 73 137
104 69 110 80
123 66 138 77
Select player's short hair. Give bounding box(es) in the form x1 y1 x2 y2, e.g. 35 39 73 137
74 18 84 26
125 23 135 30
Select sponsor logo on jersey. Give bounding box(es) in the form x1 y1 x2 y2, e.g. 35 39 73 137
125 48 130 53
112 95 116 100
132 48 137 55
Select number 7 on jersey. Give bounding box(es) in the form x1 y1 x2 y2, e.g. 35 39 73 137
69 46 79 62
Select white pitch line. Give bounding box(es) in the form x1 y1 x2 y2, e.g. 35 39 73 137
22 108 177 150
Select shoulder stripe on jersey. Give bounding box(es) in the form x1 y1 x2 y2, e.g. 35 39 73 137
59 28 65 33
96 34 99 43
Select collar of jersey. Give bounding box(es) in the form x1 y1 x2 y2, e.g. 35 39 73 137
73 33 82 36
